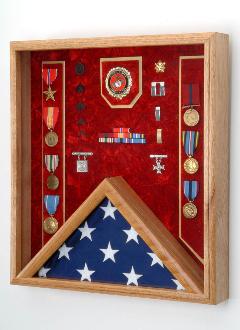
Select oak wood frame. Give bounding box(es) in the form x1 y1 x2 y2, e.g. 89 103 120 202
10 32 229 304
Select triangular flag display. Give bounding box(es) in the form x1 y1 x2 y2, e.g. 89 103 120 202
16 177 203 297
38 198 184 290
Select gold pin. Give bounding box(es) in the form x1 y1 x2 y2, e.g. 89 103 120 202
155 61 166 73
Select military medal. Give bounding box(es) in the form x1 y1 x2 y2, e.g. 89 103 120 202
43 107 59 147
151 82 165 96
150 154 168 174
45 155 59 190
42 68 58 101
183 108 200 126
105 67 132 100
182 83 200 127
72 152 93 173
183 180 199 219
182 131 199 174
43 195 60 234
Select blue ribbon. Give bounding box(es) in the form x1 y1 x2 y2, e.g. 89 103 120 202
44 195 60 215
189 84 193 105
184 181 199 201
183 131 199 157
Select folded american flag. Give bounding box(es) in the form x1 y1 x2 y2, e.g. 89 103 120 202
38 198 184 290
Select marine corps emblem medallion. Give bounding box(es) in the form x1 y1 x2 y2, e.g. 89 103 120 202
105 67 132 100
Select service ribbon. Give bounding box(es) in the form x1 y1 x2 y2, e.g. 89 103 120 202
184 180 199 201
182 131 199 157
44 195 60 216
42 68 58 86
45 155 59 173
182 83 200 108
43 107 59 130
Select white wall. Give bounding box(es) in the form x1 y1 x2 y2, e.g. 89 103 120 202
1 0 239 329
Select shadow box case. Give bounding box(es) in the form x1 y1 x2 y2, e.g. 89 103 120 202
11 33 229 304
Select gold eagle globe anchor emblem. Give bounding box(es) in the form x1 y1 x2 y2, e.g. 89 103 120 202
105 67 132 100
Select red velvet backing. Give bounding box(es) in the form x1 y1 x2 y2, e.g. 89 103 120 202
31 44 204 265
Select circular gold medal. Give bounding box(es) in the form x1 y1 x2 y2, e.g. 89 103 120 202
45 131 58 147
47 174 59 190
43 217 58 234
184 157 199 174
183 202 198 219
183 108 200 127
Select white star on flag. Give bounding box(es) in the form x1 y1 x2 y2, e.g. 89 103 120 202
100 241 119 263
123 226 139 244
77 263 95 282
78 221 96 241
172 279 185 290
100 200 117 220
58 243 73 260
123 266 143 286
38 267 51 278
147 252 164 268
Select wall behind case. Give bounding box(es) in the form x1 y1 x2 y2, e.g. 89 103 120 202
0 0 239 330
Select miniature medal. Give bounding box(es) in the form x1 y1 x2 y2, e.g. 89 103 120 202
182 130 199 174
43 195 60 234
45 155 60 190
42 68 58 101
105 67 132 100
183 108 200 126
183 181 199 219
43 107 59 147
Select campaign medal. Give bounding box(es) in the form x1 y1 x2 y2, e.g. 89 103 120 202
43 107 59 147
43 195 60 234
72 152 93 173
182 83 200 127
182 130 199 174
45 155 59 190
105 67 132 100
183 108 200 127
183 180 199 219
42 68 58 101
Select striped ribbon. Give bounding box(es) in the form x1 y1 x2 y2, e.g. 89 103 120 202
42 68 58 86
45 155 59 173
184 181 199 201
182 131 199 157
43 107 59 130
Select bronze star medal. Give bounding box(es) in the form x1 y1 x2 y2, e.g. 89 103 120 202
43 86 56 101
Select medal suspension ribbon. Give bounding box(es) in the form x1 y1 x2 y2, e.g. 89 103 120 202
182 130 199 157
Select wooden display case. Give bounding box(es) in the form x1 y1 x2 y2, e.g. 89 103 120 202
11 32 229 304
